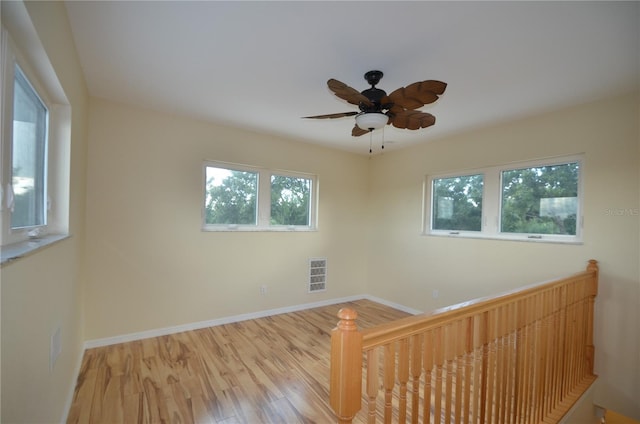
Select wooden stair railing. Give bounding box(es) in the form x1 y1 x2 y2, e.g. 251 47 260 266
330 260 599 424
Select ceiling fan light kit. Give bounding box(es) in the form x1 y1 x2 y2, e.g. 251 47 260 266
355 112 389 131
305 70 446 150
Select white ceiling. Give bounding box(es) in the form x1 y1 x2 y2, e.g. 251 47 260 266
64 1 639 155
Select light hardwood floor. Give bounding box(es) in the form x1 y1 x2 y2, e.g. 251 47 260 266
67 300 411 424
605 410 640 424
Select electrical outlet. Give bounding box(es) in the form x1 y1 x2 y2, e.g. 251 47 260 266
50 327 62 372
260 285 268 295
432 289 439 299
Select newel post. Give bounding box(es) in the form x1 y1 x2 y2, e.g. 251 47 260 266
586 259 599 373
330 308 363 424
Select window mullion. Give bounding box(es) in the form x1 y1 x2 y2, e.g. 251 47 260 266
483 169 500 234
257 170 271 227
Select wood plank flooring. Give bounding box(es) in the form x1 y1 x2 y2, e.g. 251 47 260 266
606 410 640 424
67 300 411 424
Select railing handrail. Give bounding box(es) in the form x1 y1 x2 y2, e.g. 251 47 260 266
361 260 598 350
330 259 599 424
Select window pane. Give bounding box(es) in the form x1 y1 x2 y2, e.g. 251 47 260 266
501 162 579 235
11 66 48 229
432 174 483 231
270 175 311 226
205 166 258 225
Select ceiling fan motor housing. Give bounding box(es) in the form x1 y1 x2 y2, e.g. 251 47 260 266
360 70 390 113
359 88 387 112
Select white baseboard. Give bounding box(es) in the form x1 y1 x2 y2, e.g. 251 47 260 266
363 294 424 315
84 294 419 349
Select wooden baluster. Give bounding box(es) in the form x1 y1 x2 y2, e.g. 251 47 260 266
504 302 517 424
573 281 582 386
547 287 560 409
577 280 586 383
485 308 497 424
433 327 444 424
383 342 395 424
444 323 454 424
533 292 544 423
454 319 465 423
580 278 590 380
566 281 578 391
519 298 530 424
585 261 598 375
514 299 526 423
330 308 363 424
546 288 558 412
410 334 422 424
474 314 484 424
495 305 506 424
527 294 538 424
497 304 510 424
477 312 488 424
529 295 537 424
463 317 473 424
535 292 546 422
545 288 557 418
367 348 379 424
558 284 568 409
398 338 410 424
582 275 593 380
423 329 434 424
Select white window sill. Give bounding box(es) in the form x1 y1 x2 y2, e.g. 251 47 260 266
1 234 70 265
424 231 583 245
202 226 317 232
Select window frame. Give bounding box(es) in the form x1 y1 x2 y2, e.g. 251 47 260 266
423 155 584 244
202 161 318 232
429 171 485 233
1 21 71 260
9 63 49 231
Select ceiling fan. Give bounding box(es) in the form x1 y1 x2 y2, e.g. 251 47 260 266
304 70 447 137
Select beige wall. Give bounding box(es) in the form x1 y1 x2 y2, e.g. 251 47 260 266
83 98 370 340
1 1 89 423
366 93 640 418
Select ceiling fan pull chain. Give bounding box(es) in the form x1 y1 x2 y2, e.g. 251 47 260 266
369 130 373 154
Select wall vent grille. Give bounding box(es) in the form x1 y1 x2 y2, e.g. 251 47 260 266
308 258 327 293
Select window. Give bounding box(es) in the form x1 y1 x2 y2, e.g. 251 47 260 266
432 174 483 232
270 174 311 226
1 24 70 257
501 162 579 236
425 155 583 243
10 65 48 230
203 161 317 231
205 167 258 226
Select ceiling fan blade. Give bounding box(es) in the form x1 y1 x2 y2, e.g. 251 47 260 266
389 110 436 130
385 80 447 110
328 79 373 107
419 80 447 95
352 125 369 137
303 111 359 119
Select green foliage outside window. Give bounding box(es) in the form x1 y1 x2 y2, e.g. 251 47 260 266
501 162 579 235
270 175 311 226
432 174 483 231
204 167 312 227
205 169 257 225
